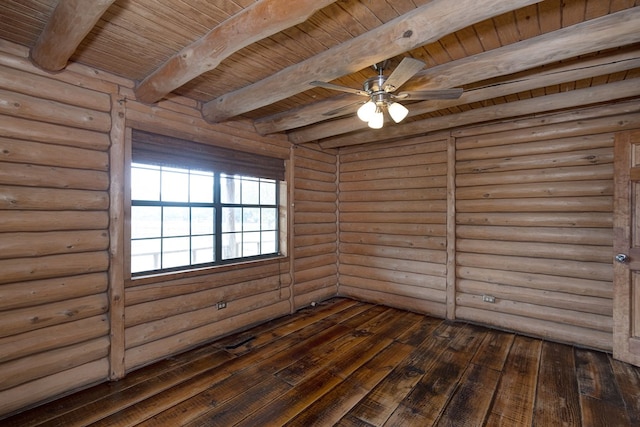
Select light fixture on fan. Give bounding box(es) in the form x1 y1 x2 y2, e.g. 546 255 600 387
357 98 409 129
310 57 464 129
354 66 410 129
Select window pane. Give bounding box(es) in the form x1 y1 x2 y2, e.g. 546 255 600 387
131 162 280 274
242 177 260 204
243 232 261 257
260 179 276 205
192 207 214 235
131 206 161 239
243 208 260 231
222 207 242 232
192 235 214 264
131 238 161 273
261 231 277 254
222 233 240 259
221 174 241 203
261 208 277 230
131 165 160 201
190 172 213 203
163 207 190 237
161 169 189 202
162 237 190 269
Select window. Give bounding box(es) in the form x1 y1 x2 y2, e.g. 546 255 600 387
129 130 285 276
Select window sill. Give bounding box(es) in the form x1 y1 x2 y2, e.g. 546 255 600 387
125 254 288 288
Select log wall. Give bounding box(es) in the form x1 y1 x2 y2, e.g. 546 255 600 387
118 86 293 376
336 100 640 353
337 135 449 316
292 144 339 307
0 41 300 417
0 42 114 415
452 106 637 351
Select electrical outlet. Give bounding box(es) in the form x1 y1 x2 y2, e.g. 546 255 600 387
482 295 496 303
217 301 227 309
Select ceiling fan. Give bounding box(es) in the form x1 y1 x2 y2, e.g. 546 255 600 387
310 57 463 129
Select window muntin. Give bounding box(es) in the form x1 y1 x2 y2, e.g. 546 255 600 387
220 174 279 261
130 164 279 276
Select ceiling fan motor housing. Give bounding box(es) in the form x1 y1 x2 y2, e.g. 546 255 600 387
364 75 393 106
363 75 389 93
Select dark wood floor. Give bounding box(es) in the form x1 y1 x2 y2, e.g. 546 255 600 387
4 298 640 426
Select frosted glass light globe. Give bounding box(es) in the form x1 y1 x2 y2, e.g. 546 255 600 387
357 101 376 122
368 111 384 129
388 102 409 123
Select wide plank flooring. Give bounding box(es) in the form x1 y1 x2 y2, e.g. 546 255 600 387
4 298 640 426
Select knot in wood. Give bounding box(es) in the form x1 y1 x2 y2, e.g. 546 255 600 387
403 30 413 38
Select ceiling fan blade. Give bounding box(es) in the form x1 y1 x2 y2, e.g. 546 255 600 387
383 57 425 92
310 81 369 96
395 88 464 100
323 100 365 117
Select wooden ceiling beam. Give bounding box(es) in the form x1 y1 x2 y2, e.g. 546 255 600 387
201 0 542 123
403 7 640 92
291 48 640 144
281 8 640 141
253 93 362 135
290 57 640 145
30 0 114 71
134 0 336 104
319 78 640 149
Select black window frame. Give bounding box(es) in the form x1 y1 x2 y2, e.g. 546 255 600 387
128 130 285 278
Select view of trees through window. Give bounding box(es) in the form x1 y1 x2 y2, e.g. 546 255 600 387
130 163 278 275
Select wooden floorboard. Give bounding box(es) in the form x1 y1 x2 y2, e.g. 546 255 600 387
3 298 640 427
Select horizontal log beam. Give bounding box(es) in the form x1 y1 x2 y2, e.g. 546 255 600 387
456 294 611 332
0 162 108 191
0 185 109 211
261 9 640 137
30 0 114 71
0 230 109 259
457 226 612 246
456 164 613 187
457 239 610 263
0 360 108 417
201 0 541 122
0 115 110 151
0 273 107 311
340 264 446 289
456 147 613 175
320 77 640 148
456 180 612 200
456 134 613 161
0 89 112 133
457 279 611 315
457 252 611 282
0 64 111 112
0 210 108 232
125 300 290 370
457 307 612 351
0 315 108 364
454 103 640 145
0 252 109 285
0 294 108 338
456 212 612 228
289 47 640 143
457 266 610 298
0 337 109 391
135 0 336 103
456 197 612 214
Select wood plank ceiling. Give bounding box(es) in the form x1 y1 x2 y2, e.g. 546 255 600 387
0 0 639 148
